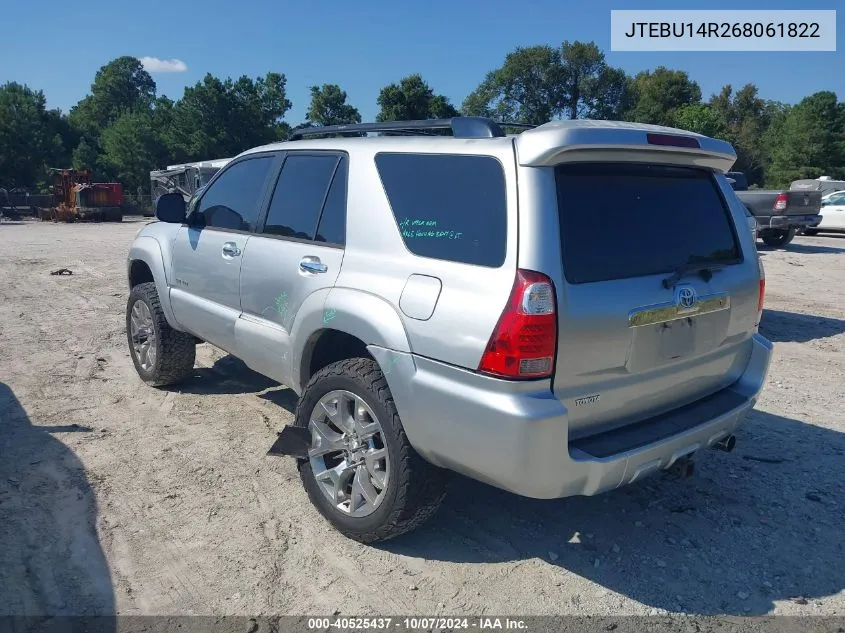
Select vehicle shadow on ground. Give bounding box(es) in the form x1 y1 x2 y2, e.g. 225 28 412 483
0 383 115 622
384 408 845 616
175 354 299 413
178 355 278 395
759 309 845 343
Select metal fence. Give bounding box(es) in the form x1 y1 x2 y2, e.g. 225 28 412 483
1 189 155 217
123 194 154 216
1 192 54 208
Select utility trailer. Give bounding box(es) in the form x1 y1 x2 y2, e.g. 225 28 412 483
147 158 231 216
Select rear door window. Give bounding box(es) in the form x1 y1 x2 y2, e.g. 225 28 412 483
263 154 340 240
375 153 507 268
315 157 347 246
555 163 741 284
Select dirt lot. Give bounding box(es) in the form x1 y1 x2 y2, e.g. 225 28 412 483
1 218 843 618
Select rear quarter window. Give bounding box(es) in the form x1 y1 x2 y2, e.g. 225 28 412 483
555 163 742 284
375 153 507 268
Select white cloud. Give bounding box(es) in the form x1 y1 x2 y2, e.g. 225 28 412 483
138 56 188 73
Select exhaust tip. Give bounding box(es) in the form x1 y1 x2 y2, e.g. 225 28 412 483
714 435 737 453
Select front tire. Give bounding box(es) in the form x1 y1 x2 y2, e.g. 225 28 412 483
761 228 796 248
126 282 196 386
295 358 447 543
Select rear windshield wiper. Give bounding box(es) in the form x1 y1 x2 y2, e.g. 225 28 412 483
662 262 724 289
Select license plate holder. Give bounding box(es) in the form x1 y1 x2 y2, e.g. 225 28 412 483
658 317 695 361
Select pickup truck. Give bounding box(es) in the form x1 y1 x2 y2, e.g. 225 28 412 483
727 172 822 248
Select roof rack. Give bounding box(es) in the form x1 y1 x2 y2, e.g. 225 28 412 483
289 117 536 141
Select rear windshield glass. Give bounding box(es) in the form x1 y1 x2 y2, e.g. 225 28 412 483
375 153 507 268
555 163 741 284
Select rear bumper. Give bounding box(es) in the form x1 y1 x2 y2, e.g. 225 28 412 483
760 214 821 229
371 333 773 499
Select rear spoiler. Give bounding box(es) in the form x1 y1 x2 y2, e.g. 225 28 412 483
515 120 737 173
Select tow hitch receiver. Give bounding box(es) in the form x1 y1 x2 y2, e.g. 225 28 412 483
268 426 310 459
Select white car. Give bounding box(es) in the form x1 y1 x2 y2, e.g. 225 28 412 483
804 190 845 235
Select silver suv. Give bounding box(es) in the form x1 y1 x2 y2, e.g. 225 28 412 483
126 117 772 543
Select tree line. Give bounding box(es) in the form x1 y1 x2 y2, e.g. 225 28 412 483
1 41 843 195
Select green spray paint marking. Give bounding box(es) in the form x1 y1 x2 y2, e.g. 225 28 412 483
322 308 337 324
383 356 399 375
262 292 289 319
398 218 462 240
401 229 463 240
399 218 438 228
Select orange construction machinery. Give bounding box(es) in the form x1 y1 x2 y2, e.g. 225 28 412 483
38 169 124 222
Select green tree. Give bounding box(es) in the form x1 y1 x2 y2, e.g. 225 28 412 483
71 138 100 173
708 84 771 183
306 84 361 126
625 67 702 126
765 91 845 186
99 112 167 192
68 56 156 136
560 41 629 120
168 72 293 160
673 103 728 139
462 46 565 124
151 95 175 132
584 66 631 120
376 74 458 122
462 42 629 125
0 82 69 188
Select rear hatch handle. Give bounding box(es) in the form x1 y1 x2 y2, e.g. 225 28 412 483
662 262 725 289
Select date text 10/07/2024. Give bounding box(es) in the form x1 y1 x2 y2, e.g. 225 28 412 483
399 218 463 241
306 617 528 630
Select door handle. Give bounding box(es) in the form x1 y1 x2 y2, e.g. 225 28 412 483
222 242 241 257
300 258 328 274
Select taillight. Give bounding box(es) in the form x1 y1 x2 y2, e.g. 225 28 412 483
478 269 557 379
773 193 788 211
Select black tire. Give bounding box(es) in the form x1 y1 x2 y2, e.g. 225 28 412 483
295 358 447 543
126 282 196 386
761 228 796 248
803 228 819 236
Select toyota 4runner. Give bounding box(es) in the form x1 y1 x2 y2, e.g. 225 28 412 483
126 117 772 543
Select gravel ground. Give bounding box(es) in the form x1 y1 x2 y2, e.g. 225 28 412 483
0 218 843 619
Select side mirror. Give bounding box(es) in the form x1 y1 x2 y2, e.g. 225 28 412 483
155 192 186 223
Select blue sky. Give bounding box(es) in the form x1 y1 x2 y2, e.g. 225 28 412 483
1 0 841 123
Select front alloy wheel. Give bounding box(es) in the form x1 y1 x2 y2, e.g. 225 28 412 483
129 299 157 371
125 282 196 386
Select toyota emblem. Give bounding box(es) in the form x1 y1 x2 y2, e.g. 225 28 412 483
677 286 697 311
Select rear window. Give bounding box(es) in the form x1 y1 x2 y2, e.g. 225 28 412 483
555 163 741 284
375 153 507 268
